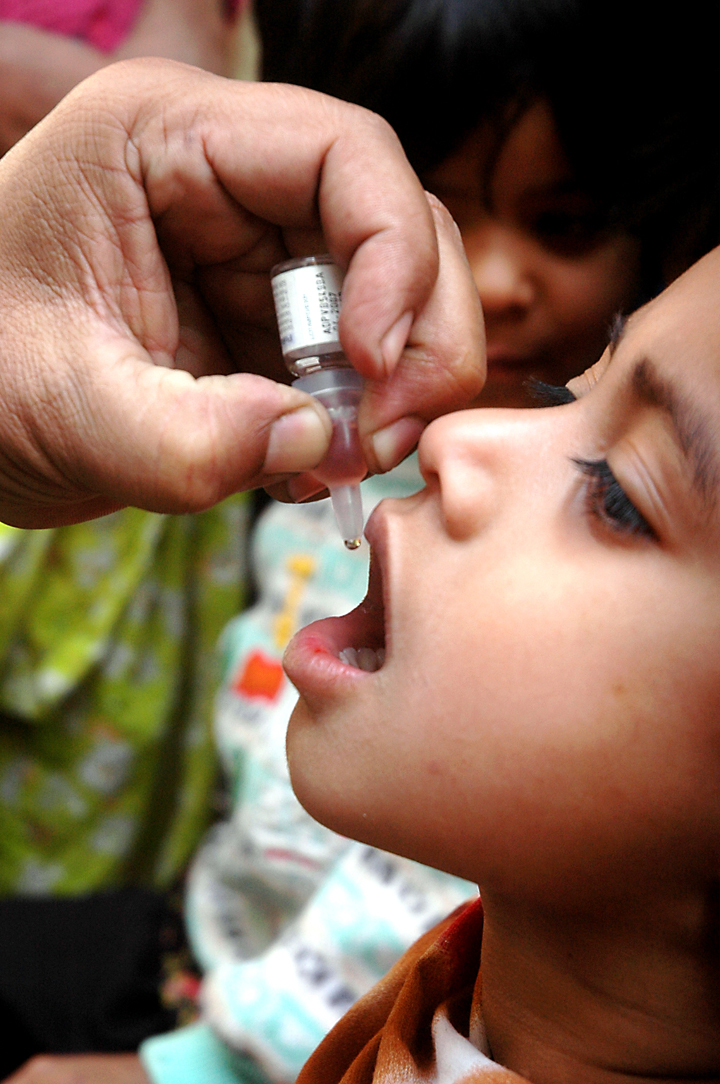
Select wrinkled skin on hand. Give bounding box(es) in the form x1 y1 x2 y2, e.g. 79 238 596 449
0 60 484 527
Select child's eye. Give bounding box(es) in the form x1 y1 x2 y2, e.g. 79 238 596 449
529 209 606 257
573 458 656 540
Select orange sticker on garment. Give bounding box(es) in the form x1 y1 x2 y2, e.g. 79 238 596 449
233 650 284 702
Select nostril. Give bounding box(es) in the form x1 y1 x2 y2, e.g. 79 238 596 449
417 414 459 485
433 436 498 542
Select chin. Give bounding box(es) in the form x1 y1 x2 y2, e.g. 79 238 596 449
286 699 472 881
285 698 328 820
286 696 367 840
286 698 405 861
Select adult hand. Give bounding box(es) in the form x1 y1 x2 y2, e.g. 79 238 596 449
0 60 484 527
3 1054 149 1084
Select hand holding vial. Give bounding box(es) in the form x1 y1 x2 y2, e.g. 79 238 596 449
266 194 485 507
0 62 484 527
271 257 366 548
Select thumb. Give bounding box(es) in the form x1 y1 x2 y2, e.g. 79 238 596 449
8 339 332 523
75 352 334 512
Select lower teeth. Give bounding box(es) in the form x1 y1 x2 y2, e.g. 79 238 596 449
339 646 385 672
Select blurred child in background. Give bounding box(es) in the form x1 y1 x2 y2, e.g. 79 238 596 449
257 0 720 405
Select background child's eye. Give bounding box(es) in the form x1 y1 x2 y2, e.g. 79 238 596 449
573 458 656 539
530 210 606 257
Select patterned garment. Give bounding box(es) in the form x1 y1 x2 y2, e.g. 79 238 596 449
297 898 527 1084
0 499 248 896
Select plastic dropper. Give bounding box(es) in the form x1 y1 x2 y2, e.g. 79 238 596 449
271 256 366 549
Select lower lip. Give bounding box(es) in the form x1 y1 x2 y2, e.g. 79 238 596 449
284 614 371 701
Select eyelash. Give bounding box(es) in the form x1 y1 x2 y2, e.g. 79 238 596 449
573 458 656 540
525 381 655 540
526 379 577 406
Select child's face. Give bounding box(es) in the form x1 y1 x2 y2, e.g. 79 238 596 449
285 247 720 904
425 100 642 408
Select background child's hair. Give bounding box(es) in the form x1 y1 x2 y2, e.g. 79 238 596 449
257 0 720 289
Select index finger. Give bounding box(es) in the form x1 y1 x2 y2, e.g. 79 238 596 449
125 69 439 378
359 196 486 474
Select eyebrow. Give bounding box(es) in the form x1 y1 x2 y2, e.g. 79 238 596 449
629 358 719 510
605 312 719 509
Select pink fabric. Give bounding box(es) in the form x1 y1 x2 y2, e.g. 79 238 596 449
0 0 145 52
224 0 244 20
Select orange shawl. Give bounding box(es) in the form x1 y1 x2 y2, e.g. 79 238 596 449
297 898 529 1084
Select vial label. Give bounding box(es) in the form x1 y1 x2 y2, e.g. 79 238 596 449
271 263 343 359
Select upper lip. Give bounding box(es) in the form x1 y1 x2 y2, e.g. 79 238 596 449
363 505 391 656
363 503 385 562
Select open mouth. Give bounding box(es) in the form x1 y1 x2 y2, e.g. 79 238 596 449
336 544 387 672
283 510 391 695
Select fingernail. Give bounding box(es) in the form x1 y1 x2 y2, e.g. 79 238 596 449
264 406 330 474
371 416 426 472
380 311 413 375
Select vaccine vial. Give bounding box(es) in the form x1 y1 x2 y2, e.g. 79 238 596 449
271 255 366 550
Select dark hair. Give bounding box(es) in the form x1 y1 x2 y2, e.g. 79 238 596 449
258 0 578 173
257 0 720 284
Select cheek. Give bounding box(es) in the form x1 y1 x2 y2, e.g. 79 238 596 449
287 543 720 892
386 571 720 880
286 684 414 847
541 236 642 336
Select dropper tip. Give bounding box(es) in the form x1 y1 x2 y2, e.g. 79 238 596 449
329 484 364 553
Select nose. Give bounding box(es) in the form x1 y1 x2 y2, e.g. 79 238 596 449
464 224 536 319
418 407 552 541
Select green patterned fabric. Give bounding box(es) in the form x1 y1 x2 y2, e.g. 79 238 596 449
0 499 249 895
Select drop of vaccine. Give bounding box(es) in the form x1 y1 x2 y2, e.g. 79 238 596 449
344 538 362 550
